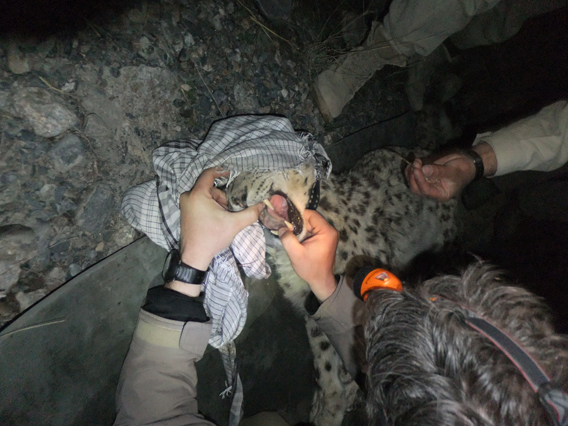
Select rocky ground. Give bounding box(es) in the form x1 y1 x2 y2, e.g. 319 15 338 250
1 0 567 329
0 0 411 326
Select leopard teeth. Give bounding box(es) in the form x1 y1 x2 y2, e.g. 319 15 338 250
284 221 294 231
263 199 275 210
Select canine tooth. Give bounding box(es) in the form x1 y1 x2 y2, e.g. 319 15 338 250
271 230 279 235
284 221 294 231
263 199 275 210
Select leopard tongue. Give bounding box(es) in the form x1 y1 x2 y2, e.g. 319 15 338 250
268 194 289 221
259 194 290 231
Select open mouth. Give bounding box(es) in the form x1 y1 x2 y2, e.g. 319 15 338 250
259 191 303 236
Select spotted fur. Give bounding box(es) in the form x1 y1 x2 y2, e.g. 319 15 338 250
226 147 457 426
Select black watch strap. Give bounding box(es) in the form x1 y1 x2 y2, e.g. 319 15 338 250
174 261 208 284
163 249 208 284
462 149 485 181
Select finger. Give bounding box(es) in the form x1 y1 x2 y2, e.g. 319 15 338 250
411 166 430 190
413 167 438 197
303 210 338 246
407 169 421 195
423 151 458 166
211 187 229 208
404 164 411 181
231 202 264 228
193 168 218 191
213 166 229 175
431 152 463 166
422 163 450 180
413 167 448 200
305 213 331 239
212 168 230 179
303 209 329 229
278 227 304 258
407 159 423 184
422 164 434 178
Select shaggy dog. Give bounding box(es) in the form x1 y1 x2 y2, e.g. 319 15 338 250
363 262 568 425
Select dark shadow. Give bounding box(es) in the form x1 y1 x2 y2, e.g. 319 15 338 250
0 0 142 38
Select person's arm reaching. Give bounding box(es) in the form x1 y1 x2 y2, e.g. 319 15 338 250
278 210 365 378
114 168 263 426
406 100 568 201
406 141 497 201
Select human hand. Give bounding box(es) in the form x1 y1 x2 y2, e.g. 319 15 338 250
405 153 476 201
178 168 264 271
405 142 497 201
278 210 338 301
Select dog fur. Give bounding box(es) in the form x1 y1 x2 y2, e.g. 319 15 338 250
365 262 568 425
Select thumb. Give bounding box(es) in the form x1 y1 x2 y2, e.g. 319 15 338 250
422 164 434 178
422 164 449 179
278 227 303 259
233 202 264 228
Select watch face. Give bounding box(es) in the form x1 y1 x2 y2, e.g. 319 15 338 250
162 249 180 282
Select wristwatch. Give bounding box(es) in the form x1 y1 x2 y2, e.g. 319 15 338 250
462 148 485 181
162 249 208 284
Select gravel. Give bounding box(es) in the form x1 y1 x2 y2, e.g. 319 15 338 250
5 0 558 326
0 0 376 326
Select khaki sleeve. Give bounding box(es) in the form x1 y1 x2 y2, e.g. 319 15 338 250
114 309 215 426
311 276 366 378
474 100 568 176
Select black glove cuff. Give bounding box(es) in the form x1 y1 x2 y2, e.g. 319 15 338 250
143 286 209 323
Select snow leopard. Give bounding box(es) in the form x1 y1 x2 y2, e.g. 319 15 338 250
225 147 457 426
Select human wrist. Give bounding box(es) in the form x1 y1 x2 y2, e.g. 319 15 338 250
309 273 338 302
460 149 483 182
179 245 213 271
165 280 202 297
163 248 209 297
472 141 497 177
